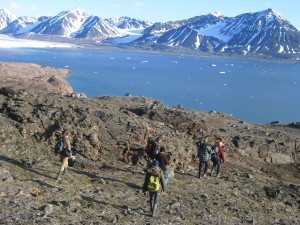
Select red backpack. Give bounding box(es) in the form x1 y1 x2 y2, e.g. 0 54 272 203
145 138 155 155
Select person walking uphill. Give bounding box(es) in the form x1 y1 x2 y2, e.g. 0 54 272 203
150 136 163 160
211 141 226 177
142 163 166 218
56 130 73 182
157 147 170 184
197 140 212 178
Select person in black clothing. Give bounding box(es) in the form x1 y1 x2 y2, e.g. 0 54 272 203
157 147 170 184
149 136 162 160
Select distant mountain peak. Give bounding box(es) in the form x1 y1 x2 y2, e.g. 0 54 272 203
70 6 90 15
210 11 224 17
0 8 17 18
260 8 285 20
0 8 18 30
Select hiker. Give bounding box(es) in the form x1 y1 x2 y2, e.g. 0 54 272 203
56 130 73 182
197 140 212 178
157 146 170 184
142 162 166 217
144 136 162 164
150 136 162 159
211 141 226 177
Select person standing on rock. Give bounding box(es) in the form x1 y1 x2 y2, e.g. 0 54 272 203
56 130 73 182
197 140 212 178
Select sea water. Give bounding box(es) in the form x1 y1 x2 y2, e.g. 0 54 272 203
0 47 300 124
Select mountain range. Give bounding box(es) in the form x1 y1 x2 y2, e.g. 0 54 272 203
1 7 300 58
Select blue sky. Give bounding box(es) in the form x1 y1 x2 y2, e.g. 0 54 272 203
1 0 299 30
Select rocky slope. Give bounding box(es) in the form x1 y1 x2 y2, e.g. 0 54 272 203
0 63 299 224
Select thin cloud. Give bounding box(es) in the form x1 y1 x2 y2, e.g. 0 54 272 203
10 2 21 9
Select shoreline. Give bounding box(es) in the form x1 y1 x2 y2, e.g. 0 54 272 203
1 47 299 125
1 34 299 64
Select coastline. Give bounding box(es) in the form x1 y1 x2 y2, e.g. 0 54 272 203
1 34 299 64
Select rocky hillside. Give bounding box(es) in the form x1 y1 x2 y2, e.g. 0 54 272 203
0 63 299 224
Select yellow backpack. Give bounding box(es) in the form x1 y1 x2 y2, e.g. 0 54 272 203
148 175 160 192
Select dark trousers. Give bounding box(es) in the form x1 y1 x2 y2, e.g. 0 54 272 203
198 161 209 177
212 161 222 175
149 191 160 215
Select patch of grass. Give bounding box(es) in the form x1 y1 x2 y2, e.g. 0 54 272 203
117 215 132 223
122 175 130 182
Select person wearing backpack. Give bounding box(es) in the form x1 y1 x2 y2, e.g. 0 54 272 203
56 130 73 182
148 136 162 160
144 136 162 169
197 140 212 178
142 159 166 217
211 141 226 177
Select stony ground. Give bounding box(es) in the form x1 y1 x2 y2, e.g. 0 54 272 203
1 150 300 225
0 63 299 224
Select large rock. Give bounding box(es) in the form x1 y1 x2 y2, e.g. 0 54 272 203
0 62 73 94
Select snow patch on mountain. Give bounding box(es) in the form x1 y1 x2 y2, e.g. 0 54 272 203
0 9 17 30
193 21 231 42
106 29 144 44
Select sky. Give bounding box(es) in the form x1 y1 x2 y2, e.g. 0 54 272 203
1 0 299 30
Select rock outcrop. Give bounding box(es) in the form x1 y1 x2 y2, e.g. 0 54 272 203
0 62 73 94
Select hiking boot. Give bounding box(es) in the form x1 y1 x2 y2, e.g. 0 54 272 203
203 174 207 177
56 171 63 182
210 169 214 176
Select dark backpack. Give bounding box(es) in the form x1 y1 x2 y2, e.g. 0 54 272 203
211 148 220 163
54 138 64 154
145 138 155 155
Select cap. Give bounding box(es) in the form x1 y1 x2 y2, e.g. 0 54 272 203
153 160 159 167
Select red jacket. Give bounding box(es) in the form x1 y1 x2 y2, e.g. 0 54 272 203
219 147 226 163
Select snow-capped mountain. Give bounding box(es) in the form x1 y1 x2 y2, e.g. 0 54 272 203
106 16 153 29
30 7 91 37
138 9 300 55
0 9 17 30
219 9 300 54
72 16 121 39
0 7 299 57
0 16 36 34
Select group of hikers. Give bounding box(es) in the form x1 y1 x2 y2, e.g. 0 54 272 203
54 132 226 218
140 136 226 217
